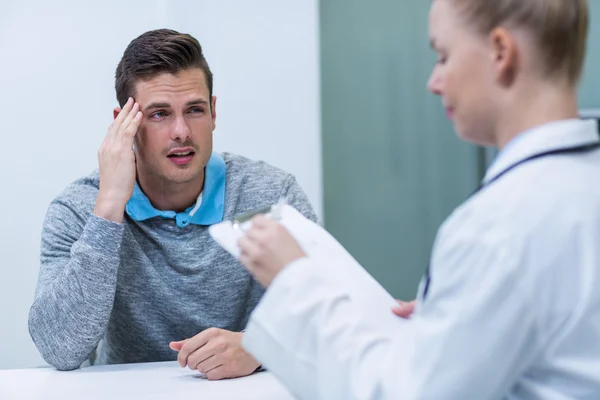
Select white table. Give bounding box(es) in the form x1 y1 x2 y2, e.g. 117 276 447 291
0 361 295 399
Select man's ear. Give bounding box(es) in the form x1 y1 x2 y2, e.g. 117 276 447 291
211 96 217 130
113 107 122 120
489 27 519 86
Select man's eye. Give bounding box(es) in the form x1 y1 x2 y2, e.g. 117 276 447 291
189 107 204 114
151 111 167 119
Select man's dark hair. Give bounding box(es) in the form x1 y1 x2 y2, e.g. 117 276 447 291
115 29 213 107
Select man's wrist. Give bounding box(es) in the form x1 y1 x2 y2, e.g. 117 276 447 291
94 194 127 223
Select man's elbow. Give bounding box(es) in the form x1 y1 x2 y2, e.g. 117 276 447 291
31 337 85 371
28 310 85 371
46 355 83 371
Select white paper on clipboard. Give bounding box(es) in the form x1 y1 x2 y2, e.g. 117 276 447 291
208 204 407 333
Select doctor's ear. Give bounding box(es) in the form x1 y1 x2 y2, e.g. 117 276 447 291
489 27 519 86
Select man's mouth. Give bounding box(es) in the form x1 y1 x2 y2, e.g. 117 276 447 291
167 150 195 158
167 148 196 165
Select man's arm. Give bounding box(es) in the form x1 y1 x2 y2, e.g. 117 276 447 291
29 200 125 370
243 236 540 399
29 98 142 370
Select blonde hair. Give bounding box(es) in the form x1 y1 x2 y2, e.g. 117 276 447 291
449 0 589 84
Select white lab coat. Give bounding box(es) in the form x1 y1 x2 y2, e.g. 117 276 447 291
243 119 600 400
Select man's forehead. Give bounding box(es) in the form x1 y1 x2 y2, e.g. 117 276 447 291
134 69 209 102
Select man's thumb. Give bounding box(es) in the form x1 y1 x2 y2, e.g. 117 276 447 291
169 339 186 351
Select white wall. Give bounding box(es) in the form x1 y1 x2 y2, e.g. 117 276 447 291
0 0 321 369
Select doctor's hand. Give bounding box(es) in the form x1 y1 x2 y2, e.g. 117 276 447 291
238 215 306 287
169 328 260 380
392 300 416 319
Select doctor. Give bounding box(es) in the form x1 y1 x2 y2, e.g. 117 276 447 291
238 0 600 399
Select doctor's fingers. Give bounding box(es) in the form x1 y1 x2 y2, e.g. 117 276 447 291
250 215 277 230
238 235 262 257
249 219 295 249
392 300 416 318
244 226 273 247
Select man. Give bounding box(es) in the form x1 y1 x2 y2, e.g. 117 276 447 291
28 29 317 381
238 0 600 399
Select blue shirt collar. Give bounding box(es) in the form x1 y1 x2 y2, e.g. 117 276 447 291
125 152 226 228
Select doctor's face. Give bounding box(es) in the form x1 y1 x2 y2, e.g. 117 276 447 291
426 0 497 146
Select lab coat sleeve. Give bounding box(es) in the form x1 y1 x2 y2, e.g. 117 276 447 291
243 236 541 400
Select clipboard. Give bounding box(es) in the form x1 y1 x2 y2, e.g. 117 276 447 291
208 202 407 334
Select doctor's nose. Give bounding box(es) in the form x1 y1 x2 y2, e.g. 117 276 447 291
427 68 443 96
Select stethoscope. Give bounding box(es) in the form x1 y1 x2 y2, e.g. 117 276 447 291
421 140 600 301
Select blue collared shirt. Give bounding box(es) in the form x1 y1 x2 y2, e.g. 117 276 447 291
125 152 226 228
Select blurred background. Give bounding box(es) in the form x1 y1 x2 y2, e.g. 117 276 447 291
1 0 599 369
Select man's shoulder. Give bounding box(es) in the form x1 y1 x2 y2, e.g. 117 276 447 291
51 170 100 209
222 152 293 186
221 152 304 215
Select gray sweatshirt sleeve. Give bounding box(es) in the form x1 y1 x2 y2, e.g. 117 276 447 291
28 198 125 370
282 175 320 224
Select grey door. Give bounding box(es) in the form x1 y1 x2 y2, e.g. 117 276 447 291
320 0 483 299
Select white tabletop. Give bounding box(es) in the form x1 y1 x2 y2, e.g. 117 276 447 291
0 361 295 400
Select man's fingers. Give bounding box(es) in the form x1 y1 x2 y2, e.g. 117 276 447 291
115 97 134 125
195 354 221 374
177 332 210 368
177 344 192 368
121 110 142 144
205 365 227 381
187 344 216 371
169 340 185 351
117 102 140 139
107 98 133 141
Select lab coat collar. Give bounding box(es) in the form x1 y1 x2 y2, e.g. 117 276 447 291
484 119 599 185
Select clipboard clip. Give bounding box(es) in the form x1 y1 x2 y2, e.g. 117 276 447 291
232 198 287 232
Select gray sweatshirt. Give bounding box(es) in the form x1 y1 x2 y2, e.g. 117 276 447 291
29 152 318 370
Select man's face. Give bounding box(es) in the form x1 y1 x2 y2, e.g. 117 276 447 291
129 68 216 185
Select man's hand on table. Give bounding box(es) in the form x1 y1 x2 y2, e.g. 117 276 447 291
170 328 260 380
